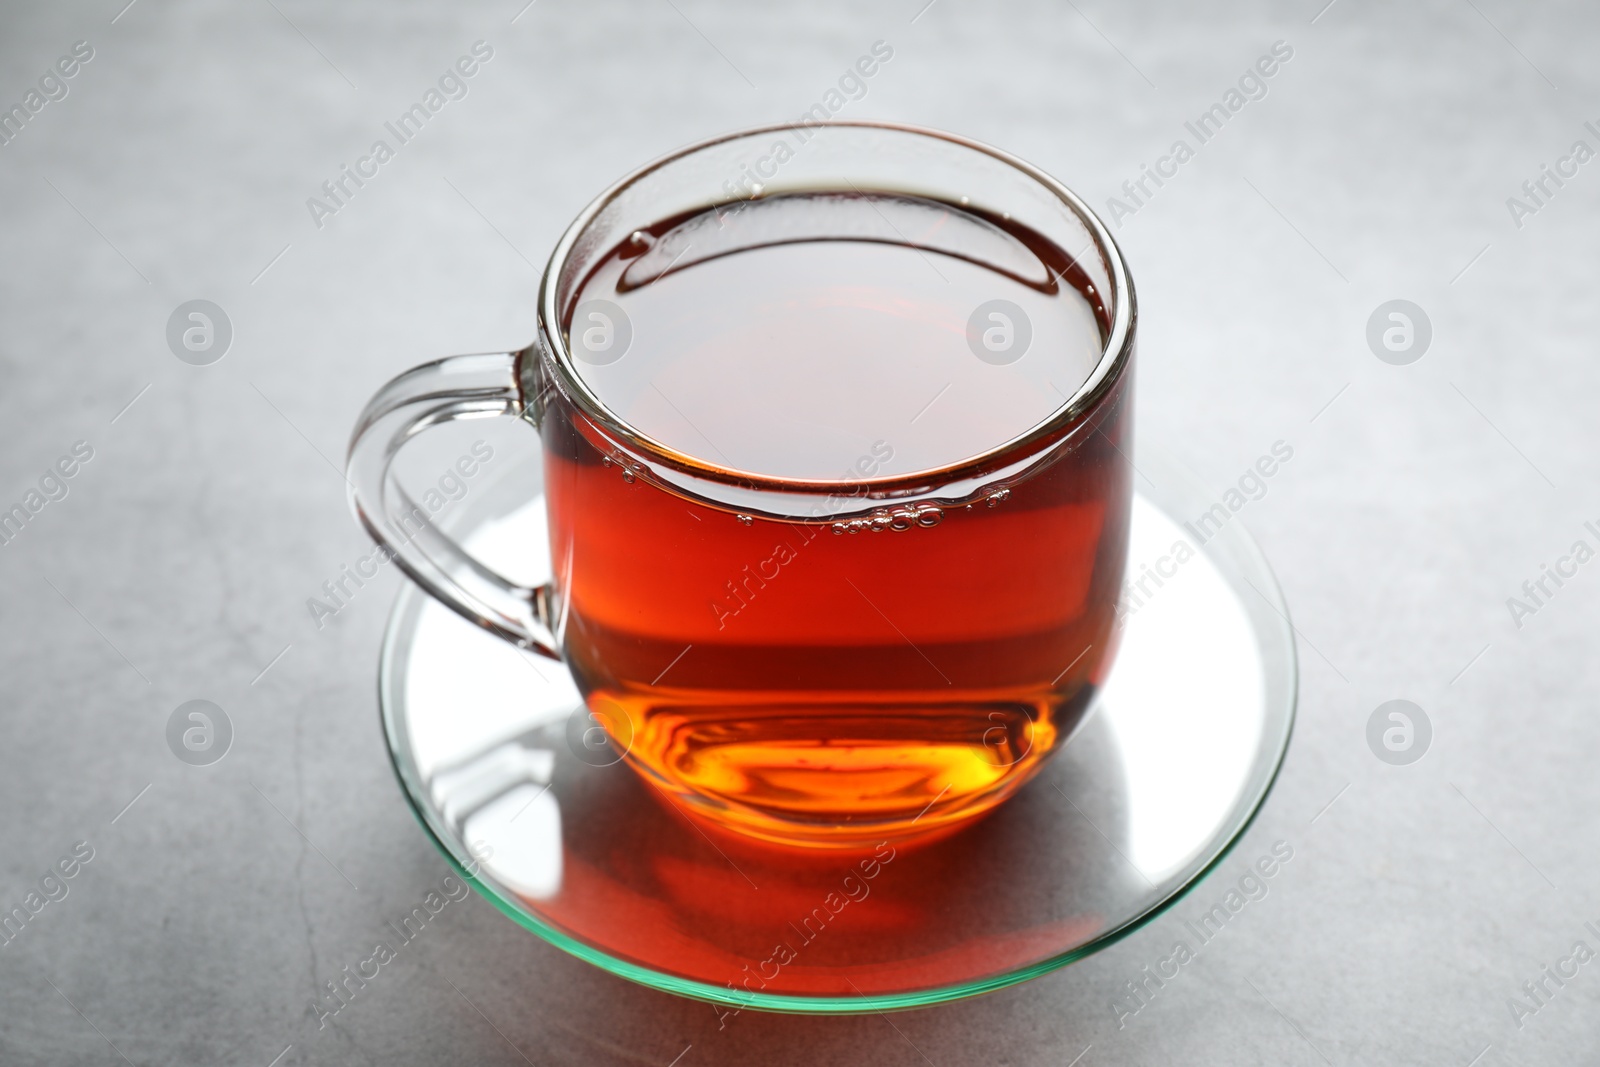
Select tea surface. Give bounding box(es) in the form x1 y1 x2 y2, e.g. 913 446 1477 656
565 192 1107 479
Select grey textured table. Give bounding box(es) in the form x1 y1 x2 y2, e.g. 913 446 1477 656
2 1 1595 1064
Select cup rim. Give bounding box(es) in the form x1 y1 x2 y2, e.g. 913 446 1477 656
534 119 1135 495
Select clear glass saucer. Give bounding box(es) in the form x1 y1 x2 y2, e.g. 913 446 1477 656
377 449 1296 1013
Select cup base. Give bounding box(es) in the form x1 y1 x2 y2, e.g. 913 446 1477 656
592 684 1102 850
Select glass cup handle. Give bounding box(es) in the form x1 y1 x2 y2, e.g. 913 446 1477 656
345 350 561 660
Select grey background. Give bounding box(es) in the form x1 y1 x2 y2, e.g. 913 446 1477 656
1 0 1595 1064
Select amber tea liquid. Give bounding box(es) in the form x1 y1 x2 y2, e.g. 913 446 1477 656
540 191 1130 848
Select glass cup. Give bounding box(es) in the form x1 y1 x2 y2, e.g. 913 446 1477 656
348 121 1135 849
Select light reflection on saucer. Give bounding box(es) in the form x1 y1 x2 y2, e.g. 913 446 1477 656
1100 494 1265 882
